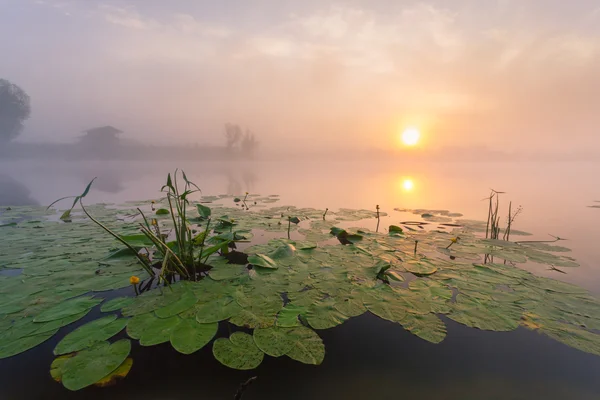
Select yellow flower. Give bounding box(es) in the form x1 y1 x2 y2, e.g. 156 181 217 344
129 276 140 285
451 237 458 243
245 192 249 195
151 218 158 226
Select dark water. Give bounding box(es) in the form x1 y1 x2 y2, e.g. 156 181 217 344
1 159 600 399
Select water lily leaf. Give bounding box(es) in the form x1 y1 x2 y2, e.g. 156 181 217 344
126 313 155 340
284 326 325 365
170 319 217 355
209 264 246 281
253 327 296 357
400 313 447 344
294 241 317 250
389 225 403 234
361 288 407 323
229 295 282 329
448 295 521 331
196 297 241 323
94 358 133 387
0 329 58 359
100 297 135 313
121 290 170 317
404 260 438 276
247 254 278 269
139 315 181 346
50 354 74 382
54 315 128 355
34 296 102 322
155 208 170 215
118 234 154 248
333 294 367 317
196 204 212 218
307 299 349 330
270 244 296 259
155 290 197 318
61 339 131 391
277 304 307 327
212 332 264 370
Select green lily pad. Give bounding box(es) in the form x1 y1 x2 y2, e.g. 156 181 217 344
61 339 131 391
247 254 278 269
100 297 135 313
212 332 264 370
284 326 325 365
155 290 197 318
170 319 217 355
307 299 349 329
54 315 128 355
400 313 447 344
0 329 58 359
196 297 242 324
277 304 307 327
139 315 181 346
33 296 102 323
253 327 296 357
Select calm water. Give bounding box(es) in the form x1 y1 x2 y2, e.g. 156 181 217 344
1 159 600 399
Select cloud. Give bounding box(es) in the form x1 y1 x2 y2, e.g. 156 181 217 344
98 4 159 30
8 1 600 151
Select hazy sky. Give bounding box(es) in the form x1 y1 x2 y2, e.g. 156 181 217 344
1 0 599 152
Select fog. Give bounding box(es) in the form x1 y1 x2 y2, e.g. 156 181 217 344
1 0 600 155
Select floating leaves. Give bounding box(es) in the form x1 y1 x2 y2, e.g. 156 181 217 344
100 297 134 313
59 339 132 391
54 315 128 355
253 327 296 357
213 332 264 370
170 319 217 355
1 199 600 390
33 296 102 323
247 254 278 269
284 326 325 365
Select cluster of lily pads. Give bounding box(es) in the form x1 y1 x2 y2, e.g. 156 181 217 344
1 194 600 391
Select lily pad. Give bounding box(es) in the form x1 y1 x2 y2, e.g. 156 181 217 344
54 315 128 355
247 254 278 269
170 319 217 354
61 339 131 391
253 327 296 357
100 297 135 313
212 332 264 370
284 326 325 365
34 296 102 323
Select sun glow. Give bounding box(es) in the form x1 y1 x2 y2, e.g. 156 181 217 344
401 128 420 146
402 179 414 191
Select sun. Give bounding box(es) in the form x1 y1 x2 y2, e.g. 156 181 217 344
403 179 414 191
401 128 420 146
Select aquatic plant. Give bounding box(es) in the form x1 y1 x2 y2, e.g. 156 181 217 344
2 190 600 392
47 170 235 283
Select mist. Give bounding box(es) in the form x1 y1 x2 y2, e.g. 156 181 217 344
1 0 599 155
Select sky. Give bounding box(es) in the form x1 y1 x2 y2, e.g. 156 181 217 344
1 0 599 152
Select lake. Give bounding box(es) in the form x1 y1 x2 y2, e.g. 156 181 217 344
1 159 600 399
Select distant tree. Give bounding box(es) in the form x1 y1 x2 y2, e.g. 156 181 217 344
0 79 31 143
224 123 242 150
240 129 259 156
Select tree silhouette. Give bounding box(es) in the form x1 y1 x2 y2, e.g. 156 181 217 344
241 130 258 155
224 123 242 150
0 79 31 143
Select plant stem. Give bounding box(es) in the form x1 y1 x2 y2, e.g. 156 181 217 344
79 199 154 277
